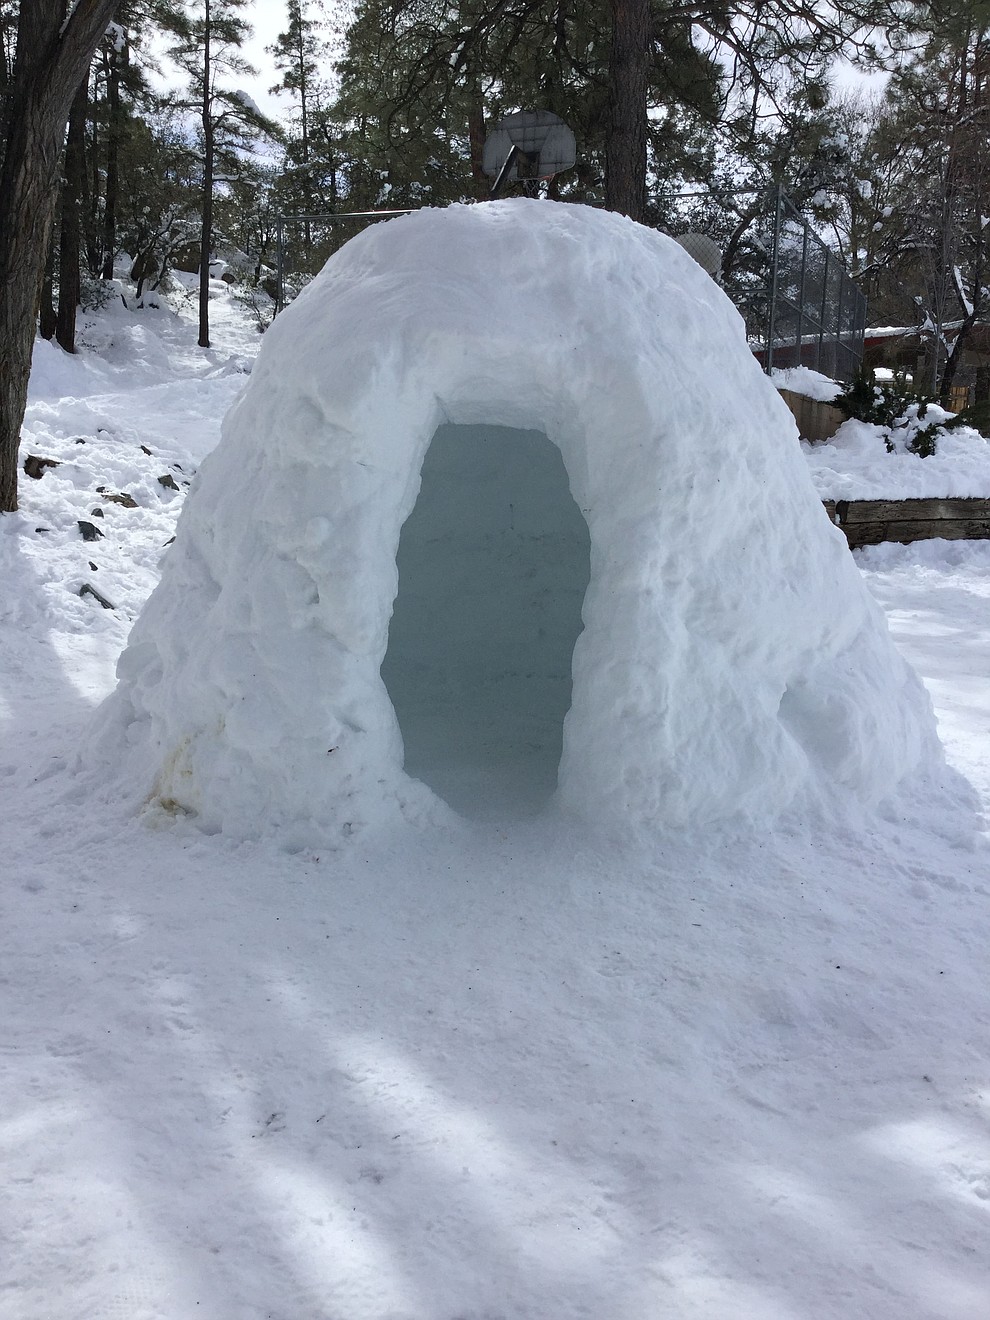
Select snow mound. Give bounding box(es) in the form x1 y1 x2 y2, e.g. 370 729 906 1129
771 366 843 402
94 322 174 378
804 415 990 499
27 337 100 401
91 200 941 844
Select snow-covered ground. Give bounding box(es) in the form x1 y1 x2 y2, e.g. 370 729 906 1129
804 417 990 500
3 272 990 1320
772 366 990 500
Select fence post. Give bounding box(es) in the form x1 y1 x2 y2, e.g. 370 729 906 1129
766 184 784 374
797 213 810 371
833 258 846 382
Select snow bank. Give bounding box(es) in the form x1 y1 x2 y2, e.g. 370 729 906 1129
28 301 178 395
771 366 843 402
804 415 990 499
91 200 940 844
92 322 174 379
27 337 101 401
768 364 990 497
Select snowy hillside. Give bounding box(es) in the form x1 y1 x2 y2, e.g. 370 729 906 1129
2 268 990 1320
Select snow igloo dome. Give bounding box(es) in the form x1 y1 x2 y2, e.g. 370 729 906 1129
96 199 940 843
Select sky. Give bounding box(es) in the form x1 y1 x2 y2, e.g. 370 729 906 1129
144 1 347 121
238 0 349 118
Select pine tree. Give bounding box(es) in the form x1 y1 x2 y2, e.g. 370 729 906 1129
853 4 990 399
171 0 277 347
328 0 924 222
269 0 335 254
92 2 191 280
269 1 322 185
40 1 191 352
118 106 202 301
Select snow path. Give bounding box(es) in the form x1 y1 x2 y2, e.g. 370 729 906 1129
2 281 990 1320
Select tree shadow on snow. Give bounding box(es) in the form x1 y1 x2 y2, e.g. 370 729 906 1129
6 798 990 1320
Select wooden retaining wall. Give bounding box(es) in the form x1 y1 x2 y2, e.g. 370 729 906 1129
778 389 846 443
773 389 990 547
823 498 990 549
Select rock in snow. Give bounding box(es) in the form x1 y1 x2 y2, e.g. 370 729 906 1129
91 200 941 844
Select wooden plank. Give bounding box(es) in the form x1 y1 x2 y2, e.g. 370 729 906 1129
819 498 990 548
834 497 990 524
843 519 990 548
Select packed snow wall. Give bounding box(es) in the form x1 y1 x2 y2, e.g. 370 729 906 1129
94 199 940 843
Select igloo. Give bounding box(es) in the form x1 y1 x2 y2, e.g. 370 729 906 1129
95 200 939 843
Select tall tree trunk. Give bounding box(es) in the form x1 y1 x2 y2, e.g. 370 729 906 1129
199 0 213 349
101 52 121 278
604 0 650 221
0 0 121 513
56 75 89 353
88 59 102 272
468 94 488 199
297 19 311 247
939 311 977 407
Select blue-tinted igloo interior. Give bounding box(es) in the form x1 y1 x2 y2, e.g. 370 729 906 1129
94 200 940 843
381 421 591 818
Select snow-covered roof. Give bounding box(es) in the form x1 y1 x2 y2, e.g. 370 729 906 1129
865 319 990 342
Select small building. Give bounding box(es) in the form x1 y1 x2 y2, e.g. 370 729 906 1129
862 322 990 413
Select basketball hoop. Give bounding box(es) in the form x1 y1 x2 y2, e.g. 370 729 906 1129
483 111 576 197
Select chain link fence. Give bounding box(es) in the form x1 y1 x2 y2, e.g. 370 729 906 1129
758 187 867 382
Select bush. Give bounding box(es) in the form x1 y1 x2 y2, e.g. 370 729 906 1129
80 276 123 312
943 400 990 438
835 374 942 458
230 284 274 333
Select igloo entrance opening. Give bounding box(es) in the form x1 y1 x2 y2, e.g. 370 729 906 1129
381 423 591 819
